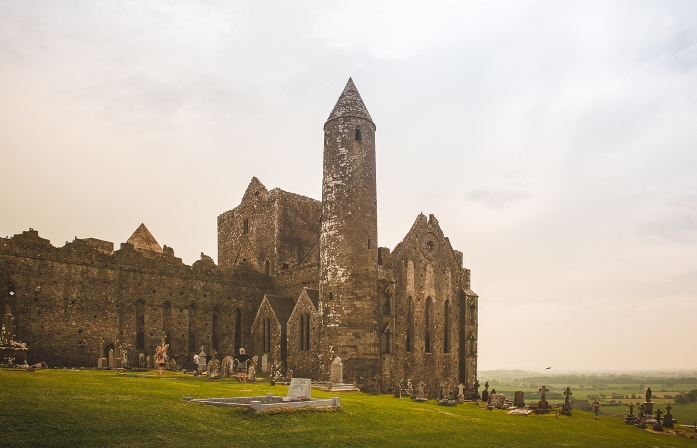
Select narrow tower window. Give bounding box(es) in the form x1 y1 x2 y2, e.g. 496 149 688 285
444 300 451 353
355 126 362 141
243 218 249 235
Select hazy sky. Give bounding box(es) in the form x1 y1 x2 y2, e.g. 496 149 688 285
1 1 696 371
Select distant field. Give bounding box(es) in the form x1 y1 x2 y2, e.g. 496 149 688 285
1 369 697 447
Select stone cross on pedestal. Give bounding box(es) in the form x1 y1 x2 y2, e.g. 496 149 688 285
539 386 549 401
666 405 672 414
655 409 662 421
628 403 634 416
563 387 572 404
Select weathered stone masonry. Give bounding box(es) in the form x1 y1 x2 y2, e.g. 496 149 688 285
1 78 479 396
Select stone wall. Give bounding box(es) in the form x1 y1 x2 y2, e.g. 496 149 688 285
217 177 321 276
0 229 271 368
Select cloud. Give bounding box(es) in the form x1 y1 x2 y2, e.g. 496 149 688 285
464 186 529 209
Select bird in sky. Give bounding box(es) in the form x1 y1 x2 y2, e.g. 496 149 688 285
546 366 552 370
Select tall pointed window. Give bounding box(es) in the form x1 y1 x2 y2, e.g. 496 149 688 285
243 218 249 235
425 297 433 353
406 296 414 352
355 125 362 140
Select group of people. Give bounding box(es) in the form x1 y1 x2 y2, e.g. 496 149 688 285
191 348 252 382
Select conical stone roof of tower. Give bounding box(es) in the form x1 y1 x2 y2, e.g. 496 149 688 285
326 77 374 125
126 223 163 253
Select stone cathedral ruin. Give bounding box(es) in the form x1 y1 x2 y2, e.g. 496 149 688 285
0 79 479 396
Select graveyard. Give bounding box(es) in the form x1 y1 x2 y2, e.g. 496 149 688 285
2 368 697 447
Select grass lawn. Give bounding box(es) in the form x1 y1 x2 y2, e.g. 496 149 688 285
1 368 697 447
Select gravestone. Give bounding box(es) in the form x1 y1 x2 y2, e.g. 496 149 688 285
625 402 638 424
653 409 663 431
138 353 145 368
97 357 106 368
261 354 268 374
481 381 490 403
287 378 312 399
331 357 343 384
489 393 506 409
221 356 234 378
536 386 550 413
108 349 115 368
561 387 572 416
413 381 428 402
457 383 466 403
146 355 152 369
394 383 401 398
197 347 207 373
514 391 525 408
643 387 653 417
663 405 674 429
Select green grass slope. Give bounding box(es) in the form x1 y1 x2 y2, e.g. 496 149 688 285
1 369 696 447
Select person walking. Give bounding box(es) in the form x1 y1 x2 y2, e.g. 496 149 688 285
155 344 169 377
593 400 600 419
233 348 251 383
193 352 200 375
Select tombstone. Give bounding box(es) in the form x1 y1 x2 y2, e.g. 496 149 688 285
121 349 129 368
514 391 525 408
561 387 572 416
247 364 257 383
413 381 428 402
221 356 234 378
197 347 207 373
653 409 663 431
208 357 220 379
481 381 490 403
167 358 177 371
261 354 268 374
457 384 466 403
97 358 106 368
285 369 293 380
138 353 145 368
663 405 674 429
146 355 152 369
474 379 480 399
108 349 115 368
331 357 343 384
536 386 550 413
490 394 506 409
287 378 312 400
394 383 402 399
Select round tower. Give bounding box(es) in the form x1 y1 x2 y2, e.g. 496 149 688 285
319 78 380 389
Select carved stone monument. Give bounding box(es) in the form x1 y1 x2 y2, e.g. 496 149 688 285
561 387 572 416
413 381 428 402
489 393 506 409
261 354 268 374
625 402 638 424
536 386 550 414
514 391 525 408
394 383 401 399
457 383 466 404
287 378 312 400
221 356 234 378
642 387 653 417
653 408 663 431
331 357 343 384
481 381 489 403
663 405 674 429
197 346 207 373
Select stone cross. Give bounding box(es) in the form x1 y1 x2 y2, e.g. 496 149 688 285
628 403 634 415
458 383 465 397
666 405 672 415
563 387 572 403
539 386 549 401
655 409 662 421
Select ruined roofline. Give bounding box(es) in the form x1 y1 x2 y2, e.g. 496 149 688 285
390 213 465 270
0 228 272 287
